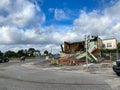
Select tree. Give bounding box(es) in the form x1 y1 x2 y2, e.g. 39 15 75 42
28 48 36 57
44 50 48 55
0 51 3 56
117 42 120 49
4 51 17 58
35 50 41 56
17 49 27 57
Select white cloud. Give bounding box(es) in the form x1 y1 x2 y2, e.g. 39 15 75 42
1 0 120 53
73 11 111 36
0 26 79 53
0 0 10 10
0 26 25 44
54 9 69 21
73 1 120 40
104 1 120 21
48 8 54 12
0 0 45 27
0 44 61 54
10 4 35 27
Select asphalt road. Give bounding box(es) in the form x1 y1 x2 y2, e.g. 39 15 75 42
0 59 115 90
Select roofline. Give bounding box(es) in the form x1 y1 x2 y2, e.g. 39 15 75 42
102 38 117 40
64 41 85 44
64 38 98 44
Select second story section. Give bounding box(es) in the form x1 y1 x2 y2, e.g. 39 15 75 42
64 41 85 54
102 38 117 49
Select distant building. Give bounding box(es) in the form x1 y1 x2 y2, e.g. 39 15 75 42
102 38 117 49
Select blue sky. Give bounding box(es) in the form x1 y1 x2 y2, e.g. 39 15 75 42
40 0 117 25
0 0 120 53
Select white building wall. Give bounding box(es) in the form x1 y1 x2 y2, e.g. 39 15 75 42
102 39 117 49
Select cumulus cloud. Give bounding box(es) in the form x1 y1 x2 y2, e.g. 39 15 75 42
54 9 69 21
73 11 111 36
104 1 120 21
0 0 10 10
48 8 54 12
0 44 61 54
0 0 120 53
0 0 45 27
73 1 120 40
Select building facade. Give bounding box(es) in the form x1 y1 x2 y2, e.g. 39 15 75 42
61 37 117 54
102 38 117 49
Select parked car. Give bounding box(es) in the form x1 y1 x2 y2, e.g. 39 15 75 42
0 56 9 63
113 60 120 76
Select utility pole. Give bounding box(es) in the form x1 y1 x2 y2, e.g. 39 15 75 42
85 35 88 68
51 47 52 54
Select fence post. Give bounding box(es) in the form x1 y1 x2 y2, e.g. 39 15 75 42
110 52 112 67
116 49 119 60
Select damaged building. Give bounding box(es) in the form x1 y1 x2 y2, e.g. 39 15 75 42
61 36 103 54
50 36 117 65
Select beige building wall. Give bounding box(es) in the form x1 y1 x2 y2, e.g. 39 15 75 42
102 39 117 49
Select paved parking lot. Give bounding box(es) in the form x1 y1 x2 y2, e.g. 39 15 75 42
0 60 119 90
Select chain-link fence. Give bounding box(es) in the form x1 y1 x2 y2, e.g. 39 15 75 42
99 52 120 62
